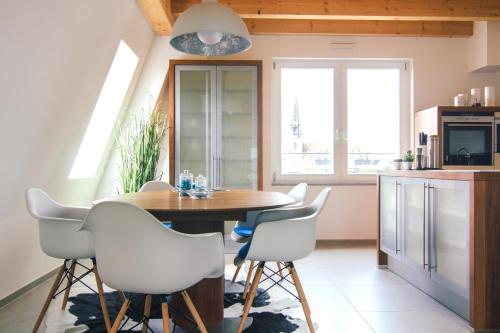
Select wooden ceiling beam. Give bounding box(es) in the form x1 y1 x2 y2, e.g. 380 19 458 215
172 0 500 21
244 19 474 37
137 0 176 35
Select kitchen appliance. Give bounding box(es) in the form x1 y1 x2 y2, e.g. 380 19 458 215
442 112 494 166
427 135 440 169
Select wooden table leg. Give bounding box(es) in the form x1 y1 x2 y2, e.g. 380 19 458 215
170 220 225 332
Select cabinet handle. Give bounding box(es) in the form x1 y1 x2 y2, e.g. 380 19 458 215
423 184 427 269
217 156 222 187
427 185 436 272
395 182 401 254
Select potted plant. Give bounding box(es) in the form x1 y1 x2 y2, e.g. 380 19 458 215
402 150 414 170
393 158 403 170
117 98 168 193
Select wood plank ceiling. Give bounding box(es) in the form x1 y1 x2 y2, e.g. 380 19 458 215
138 0 500 38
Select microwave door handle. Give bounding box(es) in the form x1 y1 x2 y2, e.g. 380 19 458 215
446 123 493 127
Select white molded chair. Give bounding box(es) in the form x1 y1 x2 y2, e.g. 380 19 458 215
25 188 111 333
231 183 308 284
139 180 175 192
231 183 308 243
235 187 331 333
140 180 175 229
82 201 224 333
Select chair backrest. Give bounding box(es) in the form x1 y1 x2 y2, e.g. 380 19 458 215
236 182 309 228
247 187 331 263
25 188 93 259
83 201 224 294
26 188 66 219
139 180 175 192
287 182 308 206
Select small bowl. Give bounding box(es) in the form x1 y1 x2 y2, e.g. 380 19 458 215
188 189 213 199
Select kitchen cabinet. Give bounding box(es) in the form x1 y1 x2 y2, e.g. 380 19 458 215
167 60 262 189
379 176 400 257
429 179 469 298
401 178 428 275
378 170 500 331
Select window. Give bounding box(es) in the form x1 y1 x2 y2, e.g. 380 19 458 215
281 67 334 175
69 40 139 179
273 59 410 184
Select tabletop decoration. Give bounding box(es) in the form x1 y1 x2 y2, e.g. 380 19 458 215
179 169 193 197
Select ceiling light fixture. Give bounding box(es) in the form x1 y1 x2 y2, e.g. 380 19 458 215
170 0 252 56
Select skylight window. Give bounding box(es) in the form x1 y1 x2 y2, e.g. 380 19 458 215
69 40 138 179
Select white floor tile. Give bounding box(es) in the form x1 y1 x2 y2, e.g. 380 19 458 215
283 309 375 333
321 265 407 286
337 284 443 312
360 309 472 333
301 285 355 311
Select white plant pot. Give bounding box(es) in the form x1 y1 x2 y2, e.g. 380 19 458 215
402 161 413 170
393 161 402 170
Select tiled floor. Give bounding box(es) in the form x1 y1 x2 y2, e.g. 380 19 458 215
0 243 472 332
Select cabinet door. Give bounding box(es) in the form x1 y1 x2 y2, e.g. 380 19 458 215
401 178 429 274
175 66 217 187
429 179 469 298
216 66 258 189
380 176 401 257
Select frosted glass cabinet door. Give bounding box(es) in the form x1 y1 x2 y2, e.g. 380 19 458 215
401 179 427 273
430 179 469 297
380 176 400 256
175 67 216 187
217 67 258 189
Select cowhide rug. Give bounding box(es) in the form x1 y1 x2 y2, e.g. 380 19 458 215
43 266 317 332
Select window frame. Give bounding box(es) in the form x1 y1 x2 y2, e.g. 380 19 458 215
272 58 411 185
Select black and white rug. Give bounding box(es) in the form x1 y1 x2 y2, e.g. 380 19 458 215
43 267 316 332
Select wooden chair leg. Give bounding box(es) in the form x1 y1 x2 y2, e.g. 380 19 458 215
118 291 127 303
32 264 65 333
237 262 264 333
161 302 171 333
61 260 76 310
110 298 130 333
242 260 255 300
288 263 315 333
181 291 208 333
142 294 152 333
276 262 284 279
93 261 112 332
232 265 242 283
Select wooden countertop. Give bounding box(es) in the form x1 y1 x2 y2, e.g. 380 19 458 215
378 169 500 181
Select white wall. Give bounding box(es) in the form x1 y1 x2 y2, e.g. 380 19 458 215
0 0 154 299
99 34 499 241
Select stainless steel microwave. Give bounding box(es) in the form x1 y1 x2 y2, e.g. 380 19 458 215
442 112 494 166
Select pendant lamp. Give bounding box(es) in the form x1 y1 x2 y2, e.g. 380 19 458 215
170 0 252 56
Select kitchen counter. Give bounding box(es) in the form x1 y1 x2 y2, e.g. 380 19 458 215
378 169 500 181
377 171 500 331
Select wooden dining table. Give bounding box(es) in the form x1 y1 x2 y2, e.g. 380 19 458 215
96 189 294 332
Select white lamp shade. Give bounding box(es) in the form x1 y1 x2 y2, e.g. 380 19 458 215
170 2 252 56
